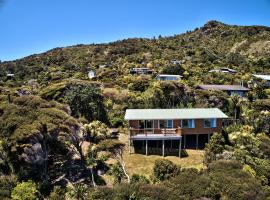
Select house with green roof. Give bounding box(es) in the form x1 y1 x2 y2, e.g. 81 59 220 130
124 108 228 157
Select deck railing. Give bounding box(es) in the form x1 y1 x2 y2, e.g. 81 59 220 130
129 127 182 137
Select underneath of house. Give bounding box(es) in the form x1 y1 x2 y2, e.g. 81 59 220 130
124 108 228 157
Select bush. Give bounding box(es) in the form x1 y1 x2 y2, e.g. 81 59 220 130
11 180 40 200
130 174 150 184
153 159 180 181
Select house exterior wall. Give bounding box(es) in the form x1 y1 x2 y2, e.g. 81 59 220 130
128 118 223 135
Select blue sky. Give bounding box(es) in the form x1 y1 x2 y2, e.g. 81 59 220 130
0 0 270 61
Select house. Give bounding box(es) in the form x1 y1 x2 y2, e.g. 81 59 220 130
156 74 182 81
88 70 96 79
130 68 153 75
125 108 228 157
253 74 270 87
209 68 237 74
170 59 182 65
6 73 15 79
197 84 250 97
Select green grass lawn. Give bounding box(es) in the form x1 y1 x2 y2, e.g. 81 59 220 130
119 131 205 178
123 150 205 178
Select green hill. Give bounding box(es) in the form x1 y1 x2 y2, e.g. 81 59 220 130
1 20 270 85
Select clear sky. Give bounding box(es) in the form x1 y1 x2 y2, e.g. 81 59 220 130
0 0 270 61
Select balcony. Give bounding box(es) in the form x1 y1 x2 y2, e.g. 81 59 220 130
129 127 182 140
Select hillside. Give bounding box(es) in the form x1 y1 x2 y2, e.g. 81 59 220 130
1 20 270 85
1 20 270 199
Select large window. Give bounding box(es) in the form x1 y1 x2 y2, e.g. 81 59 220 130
159 120 173 128
167 120 173 128
145 120 153 129
181 119 195 128
204 119 216 128
139 120 154 129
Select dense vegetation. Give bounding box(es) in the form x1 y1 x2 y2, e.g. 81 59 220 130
0 21 270 199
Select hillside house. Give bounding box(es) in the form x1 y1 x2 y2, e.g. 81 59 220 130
88 70 96 79
156 74 182 81
253 74 270 87
198 84 250 97
209 68 237 74
130 68 153 75
125 108 228 157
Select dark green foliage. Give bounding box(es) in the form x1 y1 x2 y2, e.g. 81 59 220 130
153 159 180 181
48 186 66 200
65 84 107 122
130 174 150 184
0 175 17 199
161 64 185 75
204 133 225 164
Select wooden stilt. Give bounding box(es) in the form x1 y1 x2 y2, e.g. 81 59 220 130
184 135 186 149
146 140 148 156
179 138 182 158
196 134 199 150
162 140 165 157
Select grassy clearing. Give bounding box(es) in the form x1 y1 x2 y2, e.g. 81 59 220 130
123 150 204 178
119 131 205 178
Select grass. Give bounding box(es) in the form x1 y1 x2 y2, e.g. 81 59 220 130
119 131 205 178
123 150 205 178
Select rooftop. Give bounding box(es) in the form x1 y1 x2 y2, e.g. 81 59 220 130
157 74 182 77
198 84 250 91
253 74 270 81
125 108 228 120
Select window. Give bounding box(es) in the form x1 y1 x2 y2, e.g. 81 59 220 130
159 120 165 129
167 120 173 128
145 120 153 129
159 120 173 128
139 120 145 129
204 119 216 128
181 119 195 128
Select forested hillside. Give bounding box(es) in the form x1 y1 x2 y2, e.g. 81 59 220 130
0 21 270 199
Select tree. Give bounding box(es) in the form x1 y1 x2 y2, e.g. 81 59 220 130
66 183 88 200
204 133 225 165
65 85 107 122
84 120 109 141
152 159 180 182
97 140 130 183
108 162 125 184
11 181 39 200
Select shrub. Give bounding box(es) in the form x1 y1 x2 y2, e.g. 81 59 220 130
11 180 40 200
153 159 180 181
130 174 150 184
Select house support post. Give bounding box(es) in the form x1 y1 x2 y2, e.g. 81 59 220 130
145 140 148 156
208 133 210 143
162 140 165 157
196 134 199 150
179 138 182 158
184 135 186 149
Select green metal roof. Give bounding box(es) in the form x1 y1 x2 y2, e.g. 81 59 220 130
125 108 228 120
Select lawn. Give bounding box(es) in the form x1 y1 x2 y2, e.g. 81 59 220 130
119 131 205 178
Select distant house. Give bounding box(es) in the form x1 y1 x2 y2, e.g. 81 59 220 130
253 74 270 87
130 68 153 75
170 59 182 65
6 73 15 78
99 64 109 69
198 84 250 97
209 68 237 74
125 108 228 157
156 74 182 81
88 70 96 79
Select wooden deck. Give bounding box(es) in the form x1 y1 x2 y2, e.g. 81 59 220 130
130 133 182 140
